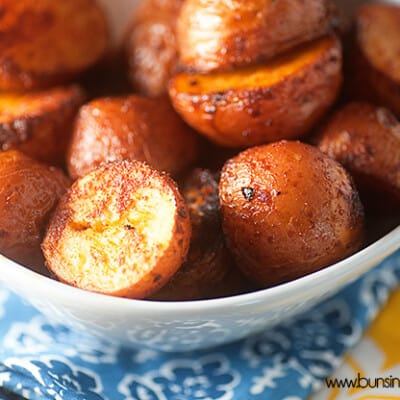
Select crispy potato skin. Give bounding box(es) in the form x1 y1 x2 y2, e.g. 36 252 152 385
124 0 184 97
67 96 200 180
169 35 342 148
0 86 85 167
42 160 191 299
316 102 400 205
0 0 109 91
346 4 400 115
177 0 334 73
150 169 248 301
219 141 365 287
0 151 70 273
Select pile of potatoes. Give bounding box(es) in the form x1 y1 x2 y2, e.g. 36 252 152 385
0 0 399 301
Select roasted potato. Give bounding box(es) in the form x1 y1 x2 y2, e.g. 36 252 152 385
0 150 70 273
219 141 365 287
169 35 342 148
123 0 184 97
316 102 400 207
150 169 250 301
0 86 85 166
67 96 200 180
345 3 400 115
42 160 191 299
177 0 334 73
0 0 109 91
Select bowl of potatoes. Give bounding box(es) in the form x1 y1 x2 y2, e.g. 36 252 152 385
0 0 399 352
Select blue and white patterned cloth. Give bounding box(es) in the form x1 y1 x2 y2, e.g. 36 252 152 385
0 250 399 400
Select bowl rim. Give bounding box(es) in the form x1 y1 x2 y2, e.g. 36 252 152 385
1 225 399 316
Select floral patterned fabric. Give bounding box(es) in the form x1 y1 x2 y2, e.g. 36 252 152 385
0 250 399 400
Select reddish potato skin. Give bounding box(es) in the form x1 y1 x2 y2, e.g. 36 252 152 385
316 102 400 206
219 141 365 287
150 169 251 301
67 96 200 179
169 36 342 148
0 0 110 91
0 86 85 167
177 0 334 73
124 0 184 97
0 151 70 273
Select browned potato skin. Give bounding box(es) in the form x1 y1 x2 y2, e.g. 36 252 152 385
67 96 200 180
0 0 109 91
0 151 70 273
124 0 184 97
0 86 85 167
219 141 365 287
150 169 250 301
177 0 334 73
345 4 400 115
316 102 400 205
42 160 191 299
169 35 342 148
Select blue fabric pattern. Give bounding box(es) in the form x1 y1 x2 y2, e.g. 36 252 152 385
0 250 399 400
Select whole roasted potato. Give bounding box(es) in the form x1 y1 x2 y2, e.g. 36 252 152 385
219 141 365 287
124 0 184 97
67 96 200 179
346 3 400 115
177 0 334 73
316 102 400 206
42 160 191 299
151 169 251 301
169 35 342 148
0 0 109 91
0 151 70 273
0 86 85 166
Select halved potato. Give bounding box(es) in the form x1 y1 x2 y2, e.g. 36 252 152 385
0 150 70 273
0 85 85 166
346 3 400 115
0 0 109 91
177 0 334 73
219 141 365 287
123 0 184 97
67 96 200 179
42 160 191 299
150 169 246 301
169 35 342 148
316 102 400 207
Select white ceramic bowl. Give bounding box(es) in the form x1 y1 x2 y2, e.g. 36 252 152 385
0 0 399 352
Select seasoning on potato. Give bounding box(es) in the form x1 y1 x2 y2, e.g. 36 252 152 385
0 85 85 166
177 0 334 73
219 141 365 287
124 0 184 97
150 169 250 301
0 150 70 273
346 3 400 115
42 160 191 299
169 35 342 148
316 102 400 206
67 95 200 180
0 0 109 91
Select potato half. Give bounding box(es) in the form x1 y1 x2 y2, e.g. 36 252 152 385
0 86 85 166
169 35 342 148
346 3 400 115
124 0 184 97
317 102 400 206
177 0 334 73
42 160 191 299
67 96 200 179
0 0 109 91
219 141 364 287
0 151 70 273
